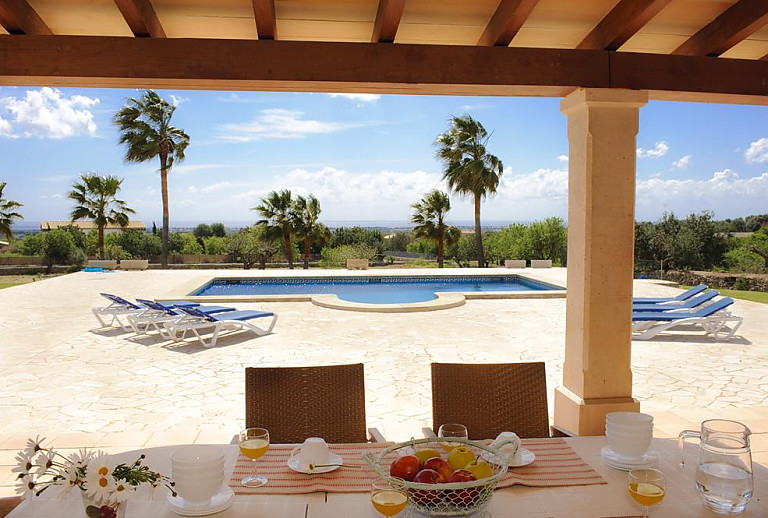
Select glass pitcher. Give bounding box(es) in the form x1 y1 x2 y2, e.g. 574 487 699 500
678 420 753 515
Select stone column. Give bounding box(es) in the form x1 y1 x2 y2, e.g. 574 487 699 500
554 88 648 436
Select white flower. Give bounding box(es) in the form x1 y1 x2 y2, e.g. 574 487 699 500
11 451 34 478
68 449 93 468
111 479 132 503
23 436 46 457
15 474 37 498
34 450 56 476
84 452 116 504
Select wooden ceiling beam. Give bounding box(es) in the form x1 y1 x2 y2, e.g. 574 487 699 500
0 0 52 35
478 0 540 47
0 36 765 101
577 0 673 51
252 0 277 40
113 0 165 38
371 0 405 43
673 0 768 57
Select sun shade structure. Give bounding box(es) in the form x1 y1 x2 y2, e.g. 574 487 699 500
1 0 765 436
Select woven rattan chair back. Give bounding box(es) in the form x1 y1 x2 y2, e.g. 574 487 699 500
431 362 550 439
245 363 368 444
0 497 22 518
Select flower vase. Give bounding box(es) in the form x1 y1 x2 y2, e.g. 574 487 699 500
81 492 126 518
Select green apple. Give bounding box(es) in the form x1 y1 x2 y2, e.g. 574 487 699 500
447 446 475 471
464 459 493 480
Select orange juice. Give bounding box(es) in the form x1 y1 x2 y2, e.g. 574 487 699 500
371 489 407 516
629 482 665 507
240 438 269 459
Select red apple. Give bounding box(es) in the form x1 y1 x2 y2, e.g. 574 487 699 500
390 455 420 482
446 469 479 507
423 457 452 482
411 469 443 506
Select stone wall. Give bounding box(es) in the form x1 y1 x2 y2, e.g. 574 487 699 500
664 270 768 292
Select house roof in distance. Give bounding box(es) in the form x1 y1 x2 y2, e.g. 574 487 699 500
40 221 147 231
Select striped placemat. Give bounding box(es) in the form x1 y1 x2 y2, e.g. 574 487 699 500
229 438 604 495
497 438 606 488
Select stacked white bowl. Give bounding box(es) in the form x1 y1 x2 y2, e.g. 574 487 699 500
170 445 226 503
605 412 654 459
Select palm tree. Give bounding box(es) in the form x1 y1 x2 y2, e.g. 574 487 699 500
0 181 23 241
114 90 190 268
410 190 457 268
69 174 135 259
254 189 296 269
436 115 503 267
292 194 331 269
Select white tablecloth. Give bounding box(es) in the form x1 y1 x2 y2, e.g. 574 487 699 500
9 436 768 517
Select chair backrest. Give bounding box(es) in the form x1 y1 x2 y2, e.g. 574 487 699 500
245 364 368 444
177 305 216 321
136 298 177 315
100 292 141 309
676 283 707 300
431 362 550 439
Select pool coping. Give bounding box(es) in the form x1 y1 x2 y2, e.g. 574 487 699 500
160 269 566 313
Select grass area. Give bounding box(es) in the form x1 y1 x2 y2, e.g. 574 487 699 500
682 285 768 304
0 274 60 290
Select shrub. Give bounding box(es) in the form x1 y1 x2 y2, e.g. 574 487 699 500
104 244 130 260
67 248 87 269
329 227 384 254
227 227 277 269
203 236 228 255
734 277 751 291
114 230 161 259
319 244 378 267
16 233 44 256
210 223 226 237
42 229 76 273
406 238 437 258
193 223 213 238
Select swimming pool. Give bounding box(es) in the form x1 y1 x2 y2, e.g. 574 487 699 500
192 275 563 305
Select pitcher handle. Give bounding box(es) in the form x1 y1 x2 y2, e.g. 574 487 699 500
678 429 700 469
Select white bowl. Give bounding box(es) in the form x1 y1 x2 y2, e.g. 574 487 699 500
606 434 652 458
171 461 225 475
172 469 224 482
606 412 653 425
173 477 224 502
171 445 225 466
606 423 653 435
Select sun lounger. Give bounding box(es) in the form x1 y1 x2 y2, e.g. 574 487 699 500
632 284 707 304
162 306 277 348
632 290 718 312
92 293 200 331
128 299 236 335
632 297 742 341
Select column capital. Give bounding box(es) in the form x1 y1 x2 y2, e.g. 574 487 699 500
561 88 648 114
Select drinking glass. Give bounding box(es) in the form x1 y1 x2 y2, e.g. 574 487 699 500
239 427 270 487
371 477 408 517
627 468 665 517
438 423 468 452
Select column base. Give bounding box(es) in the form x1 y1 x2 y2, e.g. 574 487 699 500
554 386 640 436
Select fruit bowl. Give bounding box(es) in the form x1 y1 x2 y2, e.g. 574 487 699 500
363 437 509 517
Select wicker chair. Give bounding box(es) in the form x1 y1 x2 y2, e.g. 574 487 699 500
0 497 22 518
245 364 383 444
428 362 551 439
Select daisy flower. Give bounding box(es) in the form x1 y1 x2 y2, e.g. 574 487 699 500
111 479 132 503
15 474 37 499
11 451 34 478
34 450 56 476
22 436 46 458
84 452 116 504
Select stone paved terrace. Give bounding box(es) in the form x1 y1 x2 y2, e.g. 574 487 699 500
1 268 767 496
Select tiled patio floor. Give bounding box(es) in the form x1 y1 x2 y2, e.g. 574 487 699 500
1 268 767 496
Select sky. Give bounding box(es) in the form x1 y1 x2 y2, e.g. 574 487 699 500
0 86 766 229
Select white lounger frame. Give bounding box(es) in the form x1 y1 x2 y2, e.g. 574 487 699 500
162 313 278 348
632 311 743 341
92 303 146 331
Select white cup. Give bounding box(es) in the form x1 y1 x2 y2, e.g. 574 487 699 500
605 413 653 459
290 437 330 469
490 432 522 463
606 412 654 425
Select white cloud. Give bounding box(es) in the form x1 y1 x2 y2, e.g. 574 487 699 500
672 155 692 169
0 87 99 138
51 193 63 199
169 95 189 106
637 141 668 159
187 186 198 193
557 155 568 164
218 109 368 142
745 138 768 164
498 167 568 201
327 93 381 103
460 103 493 111
172 164 227 175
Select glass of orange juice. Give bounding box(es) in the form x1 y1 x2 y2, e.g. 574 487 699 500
627 468 665 517
239 427 270 487
371 477 408 517
438 423 468 452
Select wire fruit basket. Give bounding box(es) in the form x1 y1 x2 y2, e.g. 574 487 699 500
363 437 509 517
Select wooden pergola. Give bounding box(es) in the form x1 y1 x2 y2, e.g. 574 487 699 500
1 0 766 435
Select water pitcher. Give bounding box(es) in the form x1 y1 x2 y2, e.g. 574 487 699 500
679 420 753 515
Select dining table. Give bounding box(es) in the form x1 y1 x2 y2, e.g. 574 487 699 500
7 436 767 517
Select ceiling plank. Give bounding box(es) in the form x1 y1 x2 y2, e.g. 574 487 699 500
577 0 673 51
0 36 765 101
252 0 277 40
478 0 540 47
0 0 52 35
372 0 405 43
672 0 768 57
113 0 165 38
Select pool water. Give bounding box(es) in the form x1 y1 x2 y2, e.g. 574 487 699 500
193 275 562 304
